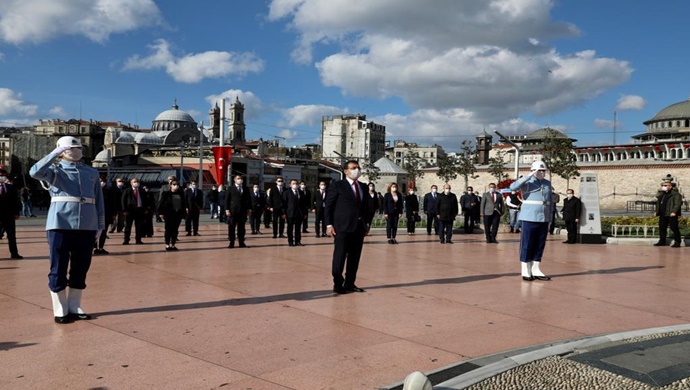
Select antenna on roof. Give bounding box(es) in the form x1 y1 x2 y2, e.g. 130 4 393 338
613 111 617 145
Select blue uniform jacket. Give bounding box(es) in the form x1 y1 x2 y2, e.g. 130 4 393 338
29 151 105 231
509 175 553 223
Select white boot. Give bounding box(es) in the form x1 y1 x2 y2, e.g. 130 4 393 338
50 290 72 324
521 262 533 280
67 288 92 320
531 261 551 281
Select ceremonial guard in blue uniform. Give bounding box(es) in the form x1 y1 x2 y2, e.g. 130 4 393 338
509 161 553 281
30 136 105 323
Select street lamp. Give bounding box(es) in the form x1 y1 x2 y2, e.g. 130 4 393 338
493 130 521 179
198 121 204 190
179 137 196 187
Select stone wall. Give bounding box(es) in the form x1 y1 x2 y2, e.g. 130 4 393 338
415 163 690 210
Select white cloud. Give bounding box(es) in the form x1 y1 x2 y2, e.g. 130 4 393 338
279 104 348 127
277 129 299 140
124 40 265 83
205 89 266 119
48 106 68 117
594 118 615 128
615 95 646 111
0 88 37 116
0 0 163 44
269 0 632 122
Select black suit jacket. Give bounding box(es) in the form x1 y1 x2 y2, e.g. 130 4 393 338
561 196 582 222
282 189 308 218
324 179 374 233
250 191 265 213
0 183 20 220
312 189 327 212
121 187 150 213
226 185 251 216
423 192 438 214
267 185 286 212
382 192 403 215
184 188 204 212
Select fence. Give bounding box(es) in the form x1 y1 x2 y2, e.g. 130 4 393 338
610 224 659 238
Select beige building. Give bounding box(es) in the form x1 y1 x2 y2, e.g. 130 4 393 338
385 140 446 167
321 114 386 164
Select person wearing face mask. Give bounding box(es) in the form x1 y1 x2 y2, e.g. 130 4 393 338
299 181 312 234
560 189 582 244
250 184 265 234
122 177 150 245
480 183 505 244
157 176 176 223
184 180 204 236
436 184 458 244
654 179 682 247
367 183 380 216
506 190 522 234
325 160 374 294
207 185 219 219
226 175 252 248
423 185 440 236
217 185 227 224
30 136 105 324
382 183 404 244
0 168 22 259
94 175 117 255
282 179 309 246
312 181 328 237
509 161 554 281
460 186 480 234
549 189 561 235
109 177 127 233
267 177 287 238
157 179 187 251
405 187 420 236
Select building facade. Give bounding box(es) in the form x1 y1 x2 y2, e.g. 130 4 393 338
321 114 386 165
385 140 446 167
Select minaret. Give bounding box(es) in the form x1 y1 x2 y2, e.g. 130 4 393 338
476 129 493 165
228 97 246 145
209 102 221 140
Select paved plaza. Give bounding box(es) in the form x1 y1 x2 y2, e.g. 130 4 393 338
1 216 690 389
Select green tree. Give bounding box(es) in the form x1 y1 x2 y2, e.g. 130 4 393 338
487 149 507 183
361 158 381 183
402 147 424 189
436 155 458 184
541 128 580 188
456 140 479 189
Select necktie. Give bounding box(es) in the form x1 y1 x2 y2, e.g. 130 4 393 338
0 184 4 194
353 181 360 202
492 193 496 203
134 189 140 207
238 186 242 194
433 193 436 200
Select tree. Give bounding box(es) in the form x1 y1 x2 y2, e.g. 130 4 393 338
436 155 458 184
487 149 507 183
456 140 479 189
541 128 580 188
361 158 381 183
402 147 424 189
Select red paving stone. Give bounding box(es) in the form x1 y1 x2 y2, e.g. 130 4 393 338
1 222 689 389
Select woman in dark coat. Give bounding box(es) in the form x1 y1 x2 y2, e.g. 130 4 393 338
405 188 420 235
157 179 187 251
382 182 404 244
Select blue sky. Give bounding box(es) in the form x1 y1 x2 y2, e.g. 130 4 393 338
0 0 688 152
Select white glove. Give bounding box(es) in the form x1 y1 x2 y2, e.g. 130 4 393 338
95 229 102 243
525 170 536 178
52 145 71 156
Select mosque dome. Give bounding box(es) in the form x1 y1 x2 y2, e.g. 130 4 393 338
134 132 164 145
94 149 111 162
525 127 569 140
644 99 690 124
151 100 197 132
115 133 134 143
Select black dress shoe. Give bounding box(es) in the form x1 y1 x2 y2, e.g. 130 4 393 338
534 275 551 281
165 247 173 251
193 233 201 236
54 316 73 324
653 242 665 246
70 312 92 320
671 243 681 248
440 241 445 244
273 235 277 239
344 285 365 293
279 235 287 238
135 241 144 245
171 246 179 251
238 243 248 248
295 242 304 246
446 240 453 244
522 276 534 281
185 232 192 236
100 249 109 254
122 241 129 245
227 243 235 249
10 254 23 259
333 286 349 294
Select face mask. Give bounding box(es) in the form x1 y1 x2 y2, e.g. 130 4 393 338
291 184 298 190
369 186 374 191
511 191 516 195
489 188 495 193
662 186 670 192
391 187 397 192
236 180 243 186
117 182 124 188
191 184 197 190
211 187 216 191
567 194 573 199
0 176 7 183
171 185 179 190
534 171 546 180
300 185 306 190
100 181 106 188
131 182 140 188
253 188 259 193
409 190 415 195
431 188 437 194
444 189 450 195
347 168 361 180
320 185 326 190
62 148 83 161
468 190 473 194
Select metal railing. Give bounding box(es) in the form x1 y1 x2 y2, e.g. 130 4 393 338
611 224 659 238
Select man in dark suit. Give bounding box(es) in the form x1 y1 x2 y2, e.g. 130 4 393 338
225 175 251 248
95 175 117 255
0 169 22 259
121 177 149 245
312 181 328 237
460 186 479 233
436 184 458 244
266 177 286 238
283 179 308 246
561 189 582 244
109 177 126 233
184 180 204 236
325 160 374 294
299 181 311 233
480 183 505 243
249 184 265 234
423 185 440 236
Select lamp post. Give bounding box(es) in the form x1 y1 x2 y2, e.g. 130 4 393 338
493 130 521 179
198 121 204 190
179 142 185 187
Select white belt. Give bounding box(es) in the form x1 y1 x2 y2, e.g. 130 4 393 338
522 200 550 205
51 196 96 204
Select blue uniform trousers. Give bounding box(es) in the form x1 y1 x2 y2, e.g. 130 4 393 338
48 230 96 292
519 221 549 263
